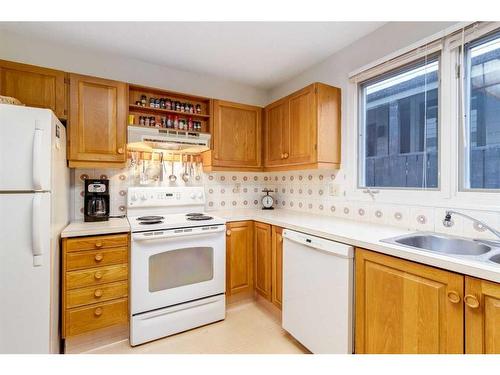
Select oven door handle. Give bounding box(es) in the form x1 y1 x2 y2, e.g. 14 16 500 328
132 226 225 241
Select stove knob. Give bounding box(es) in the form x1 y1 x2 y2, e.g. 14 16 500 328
197 192 203 199
131 193 138 202
140 194 147 201
190 193 196 200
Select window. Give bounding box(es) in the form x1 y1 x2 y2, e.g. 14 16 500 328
359 55 440 189
463 31 500 190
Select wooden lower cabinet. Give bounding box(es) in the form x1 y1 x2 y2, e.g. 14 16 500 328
62 233 129 338
225 221 282 308
271 226 283 309
254 222 272 300
355 248 464 354
465 276 500 353
225 221 254 295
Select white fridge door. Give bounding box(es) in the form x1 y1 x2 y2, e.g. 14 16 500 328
0 105 52 191
0 192 53 353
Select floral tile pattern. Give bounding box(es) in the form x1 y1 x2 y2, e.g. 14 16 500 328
70 166 499 240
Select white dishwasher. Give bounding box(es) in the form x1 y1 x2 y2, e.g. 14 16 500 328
282 229 354 354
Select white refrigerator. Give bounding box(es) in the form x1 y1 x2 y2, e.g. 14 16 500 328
0 104 69 353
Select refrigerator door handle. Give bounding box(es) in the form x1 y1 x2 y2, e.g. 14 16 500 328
32 194 43 266
32 125 43 191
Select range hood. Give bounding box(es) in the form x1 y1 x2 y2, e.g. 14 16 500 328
127 126 211 153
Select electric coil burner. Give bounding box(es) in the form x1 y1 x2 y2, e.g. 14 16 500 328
127 186 226 346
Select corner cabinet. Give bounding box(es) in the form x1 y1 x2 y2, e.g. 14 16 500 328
0 59 67 119
68 73 128 168
271 226 283 309
254 222 272 300
203 100 262 172
225 221 254 296
264 82 341 171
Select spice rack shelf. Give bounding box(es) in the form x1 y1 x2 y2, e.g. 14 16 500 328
128 84 213 134
129 104 211 119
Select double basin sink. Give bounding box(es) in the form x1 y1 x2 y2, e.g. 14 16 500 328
382 232 500 265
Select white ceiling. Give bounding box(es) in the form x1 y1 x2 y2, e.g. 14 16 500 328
0 22 384 89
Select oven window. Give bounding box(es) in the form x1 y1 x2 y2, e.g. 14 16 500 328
148 247 214 292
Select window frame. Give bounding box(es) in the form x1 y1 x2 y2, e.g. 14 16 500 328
459 29 500 193
357 54 442 192
347 21 500 210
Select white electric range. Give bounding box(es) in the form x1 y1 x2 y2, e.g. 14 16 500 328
127 186 226 346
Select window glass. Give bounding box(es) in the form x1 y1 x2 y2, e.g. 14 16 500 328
465 32 500 189
359 56 439 189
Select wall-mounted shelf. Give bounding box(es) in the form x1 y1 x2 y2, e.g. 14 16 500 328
128 84 213 134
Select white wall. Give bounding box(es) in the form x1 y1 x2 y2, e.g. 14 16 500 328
0 29 268 106
268 22 457 102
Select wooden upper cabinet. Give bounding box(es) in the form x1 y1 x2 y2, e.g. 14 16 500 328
465 276 500 354
355 248 464 354
68 73 127 168
264 82 341 171
226 221 254 296
254 222 272 301
287 85 316 165
264 99 288 167
203 100 262 171
0 59 67 119
271 226 283 310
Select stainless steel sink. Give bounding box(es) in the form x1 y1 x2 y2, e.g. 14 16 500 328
490 254 500 264
382 233 491 256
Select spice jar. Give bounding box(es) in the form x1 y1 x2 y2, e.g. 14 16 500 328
196 104 202 114
139 116 145 126
141 95 147 106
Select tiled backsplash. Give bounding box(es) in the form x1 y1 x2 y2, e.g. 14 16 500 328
71 166 500 240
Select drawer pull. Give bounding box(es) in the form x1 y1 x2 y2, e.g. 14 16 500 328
95 242 103 248
283 152 289 159
94 307 103 317
447 290 461 304
94 253 103 262
94 289 103 298
94 272 102 280
464 294 480 309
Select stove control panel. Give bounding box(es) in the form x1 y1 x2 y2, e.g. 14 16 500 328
127 187 205 207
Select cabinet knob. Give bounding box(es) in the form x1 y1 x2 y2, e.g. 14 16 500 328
95 242 103 248
117 147 124 154
279 237 283 243
464 294 480 309
283 152 289 159
94 289 103 298
94 271 102 280
280 153 284 159
94 253 103 262
94 307 103 317
447 290 461 304
226 230 231 236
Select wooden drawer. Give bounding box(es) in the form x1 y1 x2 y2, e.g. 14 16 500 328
66 264 128 290
66 247 128 271
66 234 128 252
66 281 128 309
65 298 128 337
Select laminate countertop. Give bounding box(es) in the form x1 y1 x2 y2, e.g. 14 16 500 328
209 208 500 283
61 218 130 238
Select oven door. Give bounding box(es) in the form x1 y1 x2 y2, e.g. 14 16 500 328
131 225 226 315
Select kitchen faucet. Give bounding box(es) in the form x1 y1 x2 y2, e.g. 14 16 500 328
443 210 500 244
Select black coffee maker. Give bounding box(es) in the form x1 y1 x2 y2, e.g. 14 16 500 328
84 179 110 222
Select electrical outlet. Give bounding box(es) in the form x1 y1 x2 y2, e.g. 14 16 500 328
328 182 341 196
